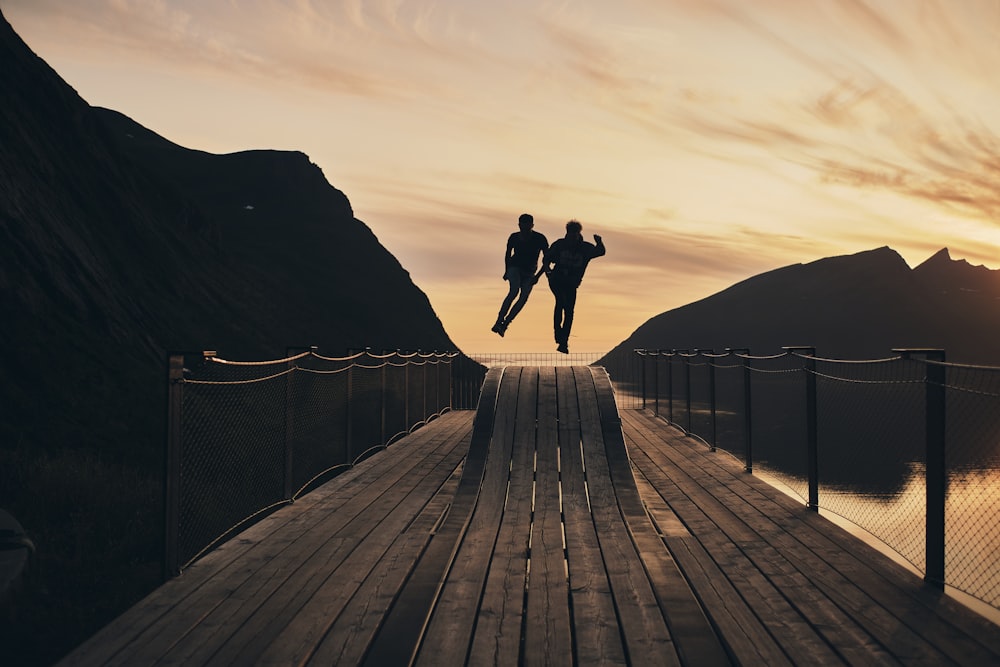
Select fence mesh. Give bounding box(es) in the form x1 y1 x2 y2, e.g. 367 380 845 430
811 357 927 571
943 363 1000 608
629 348 1000 613
167 345 1000 611
288 364 350 494
166 349 485 572
179 374 288 566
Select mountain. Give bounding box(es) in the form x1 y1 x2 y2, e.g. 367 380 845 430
0 9 456 664
1 7 456 456
600 246 1000 365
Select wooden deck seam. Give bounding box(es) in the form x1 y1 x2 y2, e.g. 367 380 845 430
622 411 876 665
623 408 1000 665
59 371 1000 667
152 413 476 666
61 410 475 667
360 366 507 666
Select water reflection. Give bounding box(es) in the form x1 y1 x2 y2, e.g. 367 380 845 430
756 463 1000 624
608 352 1000 618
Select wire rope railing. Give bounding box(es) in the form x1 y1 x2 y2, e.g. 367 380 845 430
163 348 486 577
625 347 1000 614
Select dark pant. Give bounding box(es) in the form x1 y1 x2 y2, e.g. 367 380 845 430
547 277 578 344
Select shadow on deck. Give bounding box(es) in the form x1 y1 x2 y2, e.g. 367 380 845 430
61 366 1000 666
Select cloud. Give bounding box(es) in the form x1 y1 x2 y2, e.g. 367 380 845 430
806 107 1000 222
5 0 478 102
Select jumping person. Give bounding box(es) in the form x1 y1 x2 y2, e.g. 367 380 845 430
540 220 605 353
492 213 549 337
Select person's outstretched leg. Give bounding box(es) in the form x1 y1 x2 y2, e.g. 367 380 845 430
503 275 534 326
549 280 573 353
561 287 578 344
494 268 522 335
548 278 564 344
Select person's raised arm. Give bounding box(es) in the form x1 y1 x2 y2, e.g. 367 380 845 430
593 234 606 257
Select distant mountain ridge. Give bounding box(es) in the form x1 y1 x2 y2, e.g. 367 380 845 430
602 246 1000 365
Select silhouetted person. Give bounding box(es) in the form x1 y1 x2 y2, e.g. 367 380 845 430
541 220 605 353
493 213 549 337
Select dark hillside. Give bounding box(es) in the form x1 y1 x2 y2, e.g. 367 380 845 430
92 107 452 357
0 8 454 664
601 246 1000 365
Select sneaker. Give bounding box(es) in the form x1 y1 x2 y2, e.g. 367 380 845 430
557 342 569 354
491 322 506 337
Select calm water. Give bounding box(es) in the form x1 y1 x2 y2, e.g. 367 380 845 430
754 462 1000 624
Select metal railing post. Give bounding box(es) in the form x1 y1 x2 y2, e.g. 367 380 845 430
422 353 428 422
639 350 647 410
284 351 296 500
667 351 675 425
728 348 753 473
404 353 410 428
785 346 818 511
284 346 313 500
164 353 184 580
381 361 387 444
346 361 354 462
704 349 717 451
925 350 947 589
653 350 660 418
895 348 947 588
682 351 693 433
432 352 439 414
447 355 454 411
436 355 441 413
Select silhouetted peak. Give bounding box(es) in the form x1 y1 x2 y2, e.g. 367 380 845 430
607 243 1000 365
913 247 997 276
825 245 908 269
789 246 911 293
912 247 1000 296
915 248 954 271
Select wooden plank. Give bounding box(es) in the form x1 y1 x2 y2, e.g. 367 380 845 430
557 366 627 666
220 428 471 665
572 367 680 666
589 367 731 666
621 410 847 665
466 368 538 665
625 409 1000 665
522 366 573 665
66 372 1000 667
622 410 892 665
155 412 475 666
630 461 690 538
698 447 1000 661
427 366 533 665
295 459 467 666
63 412 475 667
74 411 473 667
359 367 507 667
629 444 793 666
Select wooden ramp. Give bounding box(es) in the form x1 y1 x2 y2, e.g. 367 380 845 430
60 366 1000 666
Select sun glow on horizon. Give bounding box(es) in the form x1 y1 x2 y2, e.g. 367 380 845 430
5 0 998 354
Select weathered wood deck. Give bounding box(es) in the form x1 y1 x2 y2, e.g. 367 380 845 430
61 366 1000 666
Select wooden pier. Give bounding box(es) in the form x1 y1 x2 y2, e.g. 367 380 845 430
61 366 1000 665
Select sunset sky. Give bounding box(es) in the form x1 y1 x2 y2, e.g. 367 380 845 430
5 0 999 355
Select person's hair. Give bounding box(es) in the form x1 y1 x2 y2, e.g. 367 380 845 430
566 220 582 233
518 213 533 226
